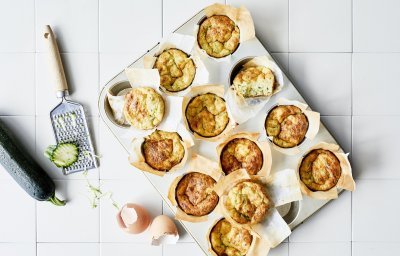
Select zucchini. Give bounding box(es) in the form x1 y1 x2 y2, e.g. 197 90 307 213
0 120 65 206
46 143 78 168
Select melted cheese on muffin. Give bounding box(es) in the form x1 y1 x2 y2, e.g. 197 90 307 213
142 130 185 172
210 219 252 256
220 138 263 175
197 15 240 58
233 66 275 98
123 87 165 130
176 172 219 216
225 181 270 224
265 105 309 148
185 93 229 137
299 149 342 191
154 48 196 92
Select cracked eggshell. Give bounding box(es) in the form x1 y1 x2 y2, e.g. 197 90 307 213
116 203 151 234
149 215 179 245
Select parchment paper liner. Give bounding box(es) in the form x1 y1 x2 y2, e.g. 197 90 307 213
182 85 237 142
214 168 301 248
116 68 183 139
262 98 321 156
297 142 355 200
143 33 209 96
167 154 224 222
206 217 270 256
128 126 194 177
194 3 255 62
106 87 132 126
216 132 272 177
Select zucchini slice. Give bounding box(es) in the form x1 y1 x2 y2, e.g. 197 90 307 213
51 143 79 168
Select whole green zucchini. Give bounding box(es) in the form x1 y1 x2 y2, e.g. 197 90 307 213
0 120 65 206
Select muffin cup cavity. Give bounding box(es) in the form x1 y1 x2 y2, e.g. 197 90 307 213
226 56 284 124
105 81 132 129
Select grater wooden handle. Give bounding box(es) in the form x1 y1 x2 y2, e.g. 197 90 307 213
43 25 69 98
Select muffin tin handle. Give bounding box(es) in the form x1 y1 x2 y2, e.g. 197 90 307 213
43 25 69 98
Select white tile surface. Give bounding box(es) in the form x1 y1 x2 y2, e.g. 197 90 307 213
98 121 133 180
163 0 224 37
35 116 99 180
288 53 352 115
290 192 351 242
289 0 351 52
37 243 99 256
321 116 352 153
0 243 36 256
99 0 162 53
0 180 36 242
0 0 34 52
353 180 400 242
35 0 98 53
35 53 99 117
101 243 162 256
37 180 100 242
352 116 400 179
289 242 351 256
99 53 142 86
353 0 400 52
0 116 36 180
271 53 289 74
229 0 288 52
353 242 400 256
353 53 400 115
163 243 204 256
99 180 162 243
0 53 35 115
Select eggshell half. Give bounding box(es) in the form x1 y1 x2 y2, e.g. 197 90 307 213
116 203 151 234
149 215 179 245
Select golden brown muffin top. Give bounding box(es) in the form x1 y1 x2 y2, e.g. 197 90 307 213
210 218 252 256
225 181 271 224
265 105 309 148
176 172 219 216
197 15 240 58
142 130 185 172
220 138 263 175
185 93 229 137
233 66 276 98
123 87 165 130
154 48 196 92
299 149 342 191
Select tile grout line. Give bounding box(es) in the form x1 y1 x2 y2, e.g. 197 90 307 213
97 0 101 248
350 1 354 255
33 0 38 254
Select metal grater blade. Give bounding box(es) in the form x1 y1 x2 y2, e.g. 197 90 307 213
50 100 97 175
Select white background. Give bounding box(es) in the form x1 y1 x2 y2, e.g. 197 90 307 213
0 0 399 255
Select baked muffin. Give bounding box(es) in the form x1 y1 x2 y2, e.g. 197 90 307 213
233 66 275 98
176 172 219 216
142 130 185 172
210 218 253 256
225 181 270 224
185 93 229 137
299 149 342 191
220 138 263 175
123 87 165 130
265 105 309 148
197 15 240 58
154 48 196 92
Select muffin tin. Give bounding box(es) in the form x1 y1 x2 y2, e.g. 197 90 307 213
98 8 345 255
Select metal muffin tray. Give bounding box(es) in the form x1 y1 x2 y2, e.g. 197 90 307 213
99 9 345 255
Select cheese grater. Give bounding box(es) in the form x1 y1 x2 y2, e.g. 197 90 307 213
44 25 97 175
